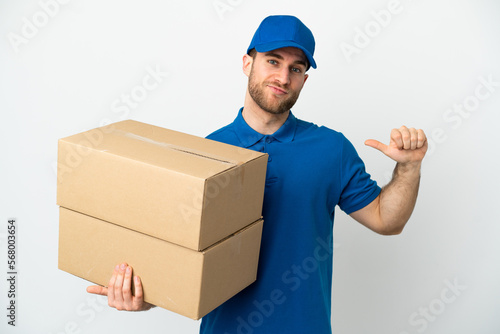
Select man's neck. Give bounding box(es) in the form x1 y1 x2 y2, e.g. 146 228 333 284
242 91 289 135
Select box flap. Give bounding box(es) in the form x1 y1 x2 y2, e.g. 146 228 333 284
60 121 239 179
110 120 264 164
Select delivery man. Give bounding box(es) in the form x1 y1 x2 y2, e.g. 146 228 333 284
87 15 427 334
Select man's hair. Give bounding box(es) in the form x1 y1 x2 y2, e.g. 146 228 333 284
248 48 257 58
247 48 310 71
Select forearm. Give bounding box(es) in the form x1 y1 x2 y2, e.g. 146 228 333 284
379 161 422 234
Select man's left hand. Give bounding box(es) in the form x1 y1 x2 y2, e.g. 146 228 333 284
364 126 427 165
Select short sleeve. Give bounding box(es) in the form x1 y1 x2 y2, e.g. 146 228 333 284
338 135 381 214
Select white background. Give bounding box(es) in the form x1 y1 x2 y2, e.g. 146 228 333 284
1 0 499 333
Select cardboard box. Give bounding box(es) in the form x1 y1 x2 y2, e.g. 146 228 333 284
58 207 263 319
56 120 267 250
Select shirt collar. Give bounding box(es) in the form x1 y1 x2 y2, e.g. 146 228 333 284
233 107 297 148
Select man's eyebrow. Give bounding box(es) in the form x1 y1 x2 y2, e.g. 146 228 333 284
264 52 307 67
293 59 308 68
264 52 284 60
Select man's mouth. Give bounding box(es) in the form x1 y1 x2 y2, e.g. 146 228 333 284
267 84 288 95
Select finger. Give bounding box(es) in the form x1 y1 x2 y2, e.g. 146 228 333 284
364 139 388 154
417 129 427 149
409 128 418 150
87 285 108 296
113 263 127 309
122 266 133 310
390 128 404 149
133 275 146 310
107 264 119 307
398 126 411 149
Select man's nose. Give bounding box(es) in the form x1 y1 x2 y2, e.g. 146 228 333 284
275 66 290 86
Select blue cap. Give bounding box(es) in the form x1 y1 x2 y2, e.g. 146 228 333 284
247 15 317 69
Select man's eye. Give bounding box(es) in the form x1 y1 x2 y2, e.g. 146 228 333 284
268 60 278 65
292 67 302 73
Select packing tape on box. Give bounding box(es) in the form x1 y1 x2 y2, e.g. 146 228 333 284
110 129 242 166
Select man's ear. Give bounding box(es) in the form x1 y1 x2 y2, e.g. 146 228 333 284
242 53 253 77
303 73 309 85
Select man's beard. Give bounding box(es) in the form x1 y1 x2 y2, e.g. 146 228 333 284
247 69 300 115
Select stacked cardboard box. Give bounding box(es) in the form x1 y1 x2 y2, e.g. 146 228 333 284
56 120 268 319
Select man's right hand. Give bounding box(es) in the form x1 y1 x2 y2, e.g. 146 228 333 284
86 262 154 311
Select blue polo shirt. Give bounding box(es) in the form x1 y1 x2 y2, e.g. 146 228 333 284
200 109 381 334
